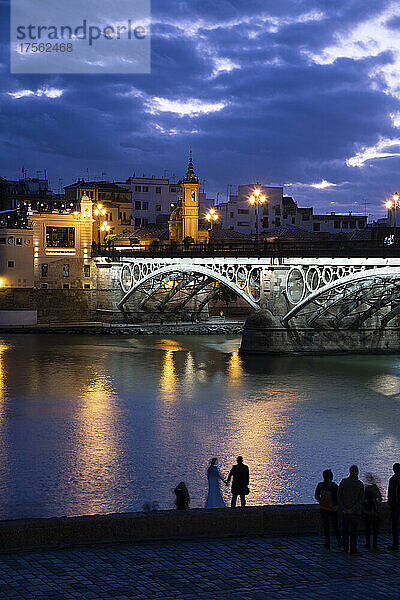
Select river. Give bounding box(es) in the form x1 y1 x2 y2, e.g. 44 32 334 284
0 333 399 519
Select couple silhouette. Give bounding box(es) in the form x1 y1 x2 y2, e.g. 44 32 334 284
205 456 250 509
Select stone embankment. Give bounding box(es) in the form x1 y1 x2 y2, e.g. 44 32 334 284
0 321 244 336
0 504 392 551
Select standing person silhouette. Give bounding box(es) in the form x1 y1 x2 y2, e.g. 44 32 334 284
314 469 342 549
362 473 382 550
387 463 400 551
338 465 364 555
226 456 249 508
205 458 226 509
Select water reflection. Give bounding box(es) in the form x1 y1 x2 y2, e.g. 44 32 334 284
160 350 177 402
228 351 242 381
0 334 399 517
70 374 123 515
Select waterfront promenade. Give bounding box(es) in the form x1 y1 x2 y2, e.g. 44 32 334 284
0 533 397 600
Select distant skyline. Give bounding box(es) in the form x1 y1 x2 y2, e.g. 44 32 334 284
2 0 400 218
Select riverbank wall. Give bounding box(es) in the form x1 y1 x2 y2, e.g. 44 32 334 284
0 504 392 551
0 321 244 336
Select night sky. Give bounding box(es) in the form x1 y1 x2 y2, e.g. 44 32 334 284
2 0 400 217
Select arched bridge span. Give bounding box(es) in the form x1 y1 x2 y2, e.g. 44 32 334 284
282 266 400 329
116 258 263 312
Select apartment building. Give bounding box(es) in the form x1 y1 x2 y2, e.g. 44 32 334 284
218 184 367 235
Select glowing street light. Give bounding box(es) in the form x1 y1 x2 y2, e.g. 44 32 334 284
93 202 106 245
386 193 400 239
249 186 266 242
205 207 219 230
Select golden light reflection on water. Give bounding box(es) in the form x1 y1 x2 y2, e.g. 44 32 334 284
160 350 177 402
229 389 300 505
228 351 243 381
156 339 184 352
71 374 122 515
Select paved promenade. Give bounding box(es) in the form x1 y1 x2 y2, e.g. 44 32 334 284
0 533 397 600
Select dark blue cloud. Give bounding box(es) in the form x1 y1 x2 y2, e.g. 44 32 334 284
1 0 400 216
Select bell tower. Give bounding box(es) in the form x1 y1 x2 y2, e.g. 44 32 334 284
181 152 200 241
168 153 208 244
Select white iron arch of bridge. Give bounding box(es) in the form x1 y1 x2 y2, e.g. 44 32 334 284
116 262 262 311
281 266 400 327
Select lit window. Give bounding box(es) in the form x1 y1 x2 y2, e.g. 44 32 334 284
46 227 75 248
63 264 70 277
16 238 22 246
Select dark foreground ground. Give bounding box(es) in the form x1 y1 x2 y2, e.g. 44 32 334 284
0 533 397 600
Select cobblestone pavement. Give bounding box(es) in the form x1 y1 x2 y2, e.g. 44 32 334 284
0 533 398 600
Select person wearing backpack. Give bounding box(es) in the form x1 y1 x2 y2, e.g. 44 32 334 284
362 473 382 550
387 463 400 551
315 469 342 549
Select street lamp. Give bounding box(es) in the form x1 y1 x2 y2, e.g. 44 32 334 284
205 207 219 230
93 203 106 245
249 187 266 243
386 192 400 240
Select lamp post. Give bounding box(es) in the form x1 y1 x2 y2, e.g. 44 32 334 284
93 203 106 245
205 207 219 230
386 192 400 241
249 187 266 244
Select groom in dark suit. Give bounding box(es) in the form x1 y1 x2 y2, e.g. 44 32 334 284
226 456 249 508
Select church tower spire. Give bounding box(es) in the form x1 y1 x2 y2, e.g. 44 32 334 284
183 150 198 184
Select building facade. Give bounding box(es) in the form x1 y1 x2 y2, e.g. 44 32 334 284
218 184 367 235
65 180 133 242
0 228 34 288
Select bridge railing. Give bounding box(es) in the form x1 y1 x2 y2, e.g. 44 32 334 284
93 240 400 259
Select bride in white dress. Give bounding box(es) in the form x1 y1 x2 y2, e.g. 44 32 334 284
205 457 227 508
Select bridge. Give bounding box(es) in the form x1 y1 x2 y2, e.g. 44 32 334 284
96 249 400 353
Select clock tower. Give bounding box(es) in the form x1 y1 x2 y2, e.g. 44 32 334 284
169 154 208 244
181 152 200 241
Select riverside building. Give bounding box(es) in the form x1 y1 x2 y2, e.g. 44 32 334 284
218 184 367 236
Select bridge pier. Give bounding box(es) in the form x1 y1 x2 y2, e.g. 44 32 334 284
240 258 400 355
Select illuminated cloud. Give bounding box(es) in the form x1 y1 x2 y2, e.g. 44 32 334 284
154 124 200 136
306 3 400 97
8 87 64 99
285 180 339 189
121 87 227 116
310 180 337 189
148 97 227 117
347 137 400 167
211 57 240 78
